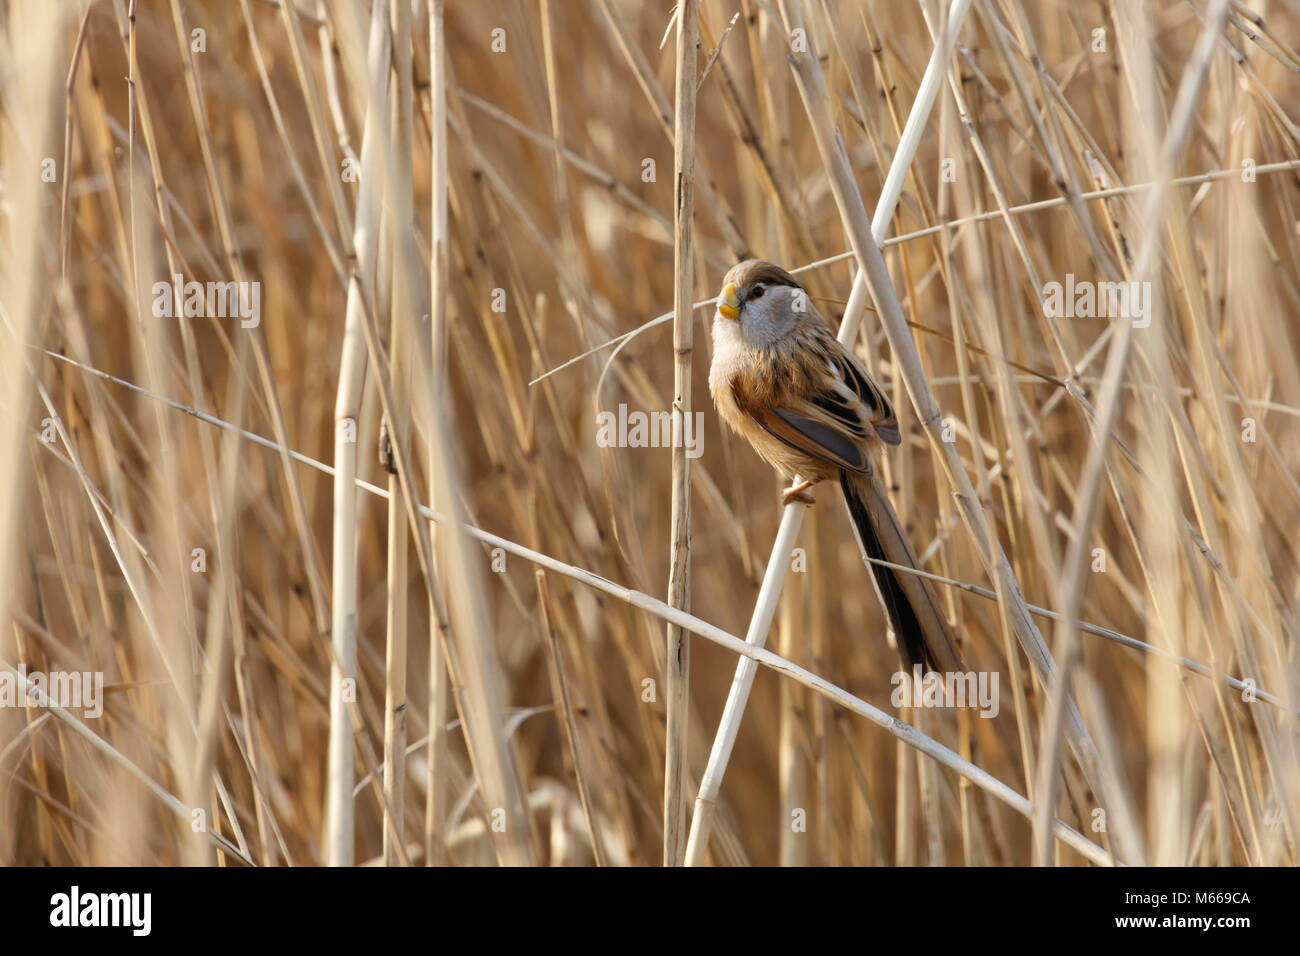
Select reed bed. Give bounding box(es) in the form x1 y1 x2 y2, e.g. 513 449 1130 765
1 0 1298 867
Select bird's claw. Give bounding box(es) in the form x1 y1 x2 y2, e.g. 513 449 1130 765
781 481 816 507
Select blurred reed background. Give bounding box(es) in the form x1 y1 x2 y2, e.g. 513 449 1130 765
1 0 1298 866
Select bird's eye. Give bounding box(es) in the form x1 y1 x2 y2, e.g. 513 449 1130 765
749 284 765 300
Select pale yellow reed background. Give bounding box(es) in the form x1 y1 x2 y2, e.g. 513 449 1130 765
1 0 1297 866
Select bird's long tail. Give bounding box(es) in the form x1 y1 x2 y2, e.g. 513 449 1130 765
839 470 964 673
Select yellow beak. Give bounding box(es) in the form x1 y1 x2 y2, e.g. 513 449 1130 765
717 282 741 319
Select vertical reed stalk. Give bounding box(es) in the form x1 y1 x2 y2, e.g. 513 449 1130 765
663 0 699 867
328 0 391 867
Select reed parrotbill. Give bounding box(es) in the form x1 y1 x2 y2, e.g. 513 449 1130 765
708 259 963 673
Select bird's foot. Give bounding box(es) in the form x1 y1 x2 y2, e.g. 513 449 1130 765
781 480 817 507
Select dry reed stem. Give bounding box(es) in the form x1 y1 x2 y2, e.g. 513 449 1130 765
326 0 391 866
663 0 699 867
0 0 67 863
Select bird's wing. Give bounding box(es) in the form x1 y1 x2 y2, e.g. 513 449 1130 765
731 346 898 474
835 349 899 446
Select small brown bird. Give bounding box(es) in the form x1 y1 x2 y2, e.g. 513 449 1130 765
708 259 963 673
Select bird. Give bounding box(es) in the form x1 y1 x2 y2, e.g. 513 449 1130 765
707 258 963 673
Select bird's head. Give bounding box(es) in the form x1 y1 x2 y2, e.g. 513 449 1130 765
717 260 806 348
715 259 809 347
